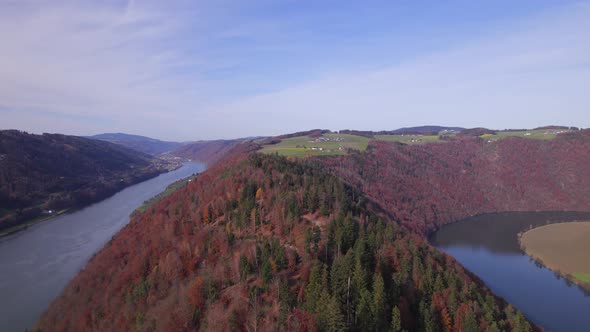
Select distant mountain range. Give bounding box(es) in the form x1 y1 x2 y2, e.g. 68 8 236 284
88 133 183 156
90 133 260 166
0 130 174 234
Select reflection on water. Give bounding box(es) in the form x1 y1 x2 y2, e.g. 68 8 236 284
0 162 205 332
433 211 590 332
432 211 590 253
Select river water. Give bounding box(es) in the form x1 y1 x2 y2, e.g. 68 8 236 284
432 211 590 332
0 162 205 332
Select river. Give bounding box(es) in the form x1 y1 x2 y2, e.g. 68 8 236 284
432 211 590 332
0 162 205 332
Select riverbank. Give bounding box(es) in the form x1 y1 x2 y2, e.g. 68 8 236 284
0 209 69 238
519 221 590 292
132 173 198 215
0 162 180 239
0 162 205 332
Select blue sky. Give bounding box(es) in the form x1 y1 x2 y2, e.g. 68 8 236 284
1 0 589 140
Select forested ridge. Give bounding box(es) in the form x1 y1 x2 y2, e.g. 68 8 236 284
323 130 590 234
37 149 538 331
0 130 172 232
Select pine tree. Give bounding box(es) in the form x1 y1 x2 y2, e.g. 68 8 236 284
305 263 327 312
352 256 367 311
372 272 386 331
391 305 402 332
317 291 346 332
463 310 478 332
357 288 373 331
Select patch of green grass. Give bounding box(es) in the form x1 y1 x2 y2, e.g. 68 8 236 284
260 134 369 157
481 129 569 141
134 174 197 214
574 273 590 283
374 134 441 144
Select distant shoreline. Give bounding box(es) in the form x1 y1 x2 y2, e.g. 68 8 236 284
0 167 174 239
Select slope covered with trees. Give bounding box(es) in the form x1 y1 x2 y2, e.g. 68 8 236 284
323 130 590 234
0 130 174 233
89 133 182 156
37 152 534 332
171 139 246 166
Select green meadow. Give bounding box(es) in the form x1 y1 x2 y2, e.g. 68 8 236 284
374 134 442 144
260 133 369 157
261 128 568 158
574 273 590 284
481 129 567 141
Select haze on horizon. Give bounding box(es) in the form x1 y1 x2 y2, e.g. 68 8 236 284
1 0 589 141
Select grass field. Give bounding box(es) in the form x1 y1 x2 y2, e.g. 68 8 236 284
574 273 590 283
260 133 369 157
481 129 568 141
374 134 442 144
520 221 590 288
134 175 197 214
260 128 570 158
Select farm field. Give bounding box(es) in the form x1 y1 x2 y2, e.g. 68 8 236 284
261 128 571 158
520 221 590 289
374 134 442 144
260 133 369 157
481 129 569 141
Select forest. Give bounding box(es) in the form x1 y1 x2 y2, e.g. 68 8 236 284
323 130 590 235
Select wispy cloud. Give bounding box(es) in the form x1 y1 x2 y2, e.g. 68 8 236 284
0 1 588 140
211 2 590 136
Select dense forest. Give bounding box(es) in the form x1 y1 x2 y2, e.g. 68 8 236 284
323 130 590 235
37 150 537 331
0 130 173 232
172 139 245 166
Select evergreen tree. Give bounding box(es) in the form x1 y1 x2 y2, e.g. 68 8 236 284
352 256 367 310
372 272 387 331
357 288 373 331
391 305 402 332
306 263 327 311
317 291 346 332
463 310 478 332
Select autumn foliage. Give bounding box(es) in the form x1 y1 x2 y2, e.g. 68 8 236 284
33 130 590 331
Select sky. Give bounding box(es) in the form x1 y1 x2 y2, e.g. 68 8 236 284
1 0 589 141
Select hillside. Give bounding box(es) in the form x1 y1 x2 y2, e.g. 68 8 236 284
89 133 183 156
0 130 174 234
37 150 536 331
339 126 464 138
323 130 590 234
172 139 245 166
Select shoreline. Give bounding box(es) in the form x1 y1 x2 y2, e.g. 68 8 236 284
518 221 590 293
0 166 174 239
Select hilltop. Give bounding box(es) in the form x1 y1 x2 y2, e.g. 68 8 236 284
89 133 183 156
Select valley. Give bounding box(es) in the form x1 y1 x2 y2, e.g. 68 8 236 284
0 130 178 236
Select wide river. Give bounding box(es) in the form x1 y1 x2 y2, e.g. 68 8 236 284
432 211 590 332
0 162 205 332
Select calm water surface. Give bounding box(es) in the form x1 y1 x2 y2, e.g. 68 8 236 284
432 212 590 332
0 162 205 332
